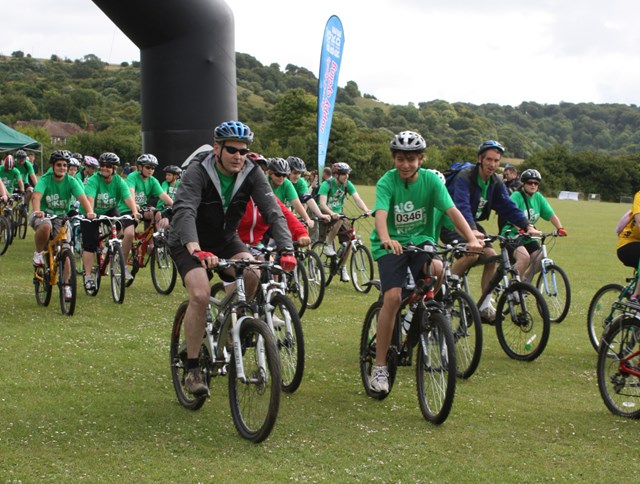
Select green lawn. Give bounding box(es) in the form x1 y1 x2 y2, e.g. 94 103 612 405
1 192 638 482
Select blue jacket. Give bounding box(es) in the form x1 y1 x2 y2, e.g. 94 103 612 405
448 165 529 231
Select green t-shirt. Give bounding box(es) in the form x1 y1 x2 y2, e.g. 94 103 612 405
157 180 180 209
0 166 23 192
16 160 35 184
501 190 554 242
117 170 164 213
292 177 310 197
317 178 357 213
271 178 299 208
84 172 132 215
370 168 454 260
34 173 85 215
215 164 235 210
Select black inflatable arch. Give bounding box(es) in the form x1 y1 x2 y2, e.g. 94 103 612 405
92 0 237 167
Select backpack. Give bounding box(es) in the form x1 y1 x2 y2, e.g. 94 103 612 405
443 162 475 188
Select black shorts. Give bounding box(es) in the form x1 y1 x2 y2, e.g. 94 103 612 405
170 235 248 282
506 240 541 261
377 242 437 294
618 242 640 269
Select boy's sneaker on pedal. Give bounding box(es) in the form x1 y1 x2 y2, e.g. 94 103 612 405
64 286 73 301
185 368 209 397
369 365 389 393
33 251 44 266
480 302 496 324
324 243 336 257
125 268 134 284
84 275 97 293
340 266 350 282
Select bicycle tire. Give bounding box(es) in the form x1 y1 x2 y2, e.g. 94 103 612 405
535 263 571 323
110 244 126 304
73 224 84 275
285 261 308 318
495 281 551 361
268 294 305 393
34 256 52 306
170 301 209 411
90 247 103 297
17 206 28 239
587 283 624 352
311 241 334 286
597 315 640 418
350 244 374 293
150 241 177 295
126 248 138 287
58 249 77 316
447 289 482 379
0 215 10 255
228 317 281 443
416 311 457 424
302 249 325 309
359 301 398 400
5 212 14 246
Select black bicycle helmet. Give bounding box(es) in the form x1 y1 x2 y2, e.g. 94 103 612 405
390 131 427 152
214 121 254 144
520 169 542 184
49 150 71 163
477 140 505 156
268 157 291 175
163 165 183 175
98 152 120 166
287 156 307 173
72 152 83 162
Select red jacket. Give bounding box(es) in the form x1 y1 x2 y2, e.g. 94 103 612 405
238 198 308 246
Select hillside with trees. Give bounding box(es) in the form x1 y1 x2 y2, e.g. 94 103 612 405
2 51 640 200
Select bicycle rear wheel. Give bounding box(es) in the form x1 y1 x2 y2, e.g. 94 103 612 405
73 224 84 275
17 206 28 239
587 283 624 352
302 249 325 309
110 244 126 304
268 294 305 393
416 311 457 424
495 281 550 361
151 241 177 295
597 316 640 418
228 317 281 443
0 215 10 255
359 301 398 400
447 289 482 379
311 241 334 286
58 249 77 316
34 257 52 306
286 261 308 318
170 301 209 411
350 244 374 293
535 264 571 323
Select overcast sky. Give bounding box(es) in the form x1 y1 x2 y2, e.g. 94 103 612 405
5 0 640 107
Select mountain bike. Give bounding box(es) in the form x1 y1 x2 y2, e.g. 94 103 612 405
597 312 640 418
127 207 177 295
11 191 28 240
295 241 325 311
211 251 305 393
462 233 551 361
312 213 373 293
0 201 11 255
33 214 78 316
359 245 457 424
170 258 281 443
587 271 637 352
0 198 14 250
530 232 571 323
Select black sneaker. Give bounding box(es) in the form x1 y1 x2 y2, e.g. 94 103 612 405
185 368 209 397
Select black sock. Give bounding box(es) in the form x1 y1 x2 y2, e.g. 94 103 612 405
186 358 200 371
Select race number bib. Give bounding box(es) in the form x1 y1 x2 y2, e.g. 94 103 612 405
394 201 424 234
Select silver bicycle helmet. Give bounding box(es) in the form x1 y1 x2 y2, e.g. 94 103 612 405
268 157 291 175
390 131 427 152
287 156 307 173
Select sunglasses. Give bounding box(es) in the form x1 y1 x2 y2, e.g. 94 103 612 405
271 173 287 178
143 165 156 170
525 181 539 186
223 146 250 156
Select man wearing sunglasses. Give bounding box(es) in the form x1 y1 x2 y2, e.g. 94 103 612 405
169 120 296 397
440 140 540 323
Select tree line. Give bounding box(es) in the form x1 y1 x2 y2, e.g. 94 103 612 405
1 52 640 200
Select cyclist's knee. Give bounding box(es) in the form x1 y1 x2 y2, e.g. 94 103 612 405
382 287 402 309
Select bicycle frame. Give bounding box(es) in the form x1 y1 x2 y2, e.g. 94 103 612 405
96 217 125 275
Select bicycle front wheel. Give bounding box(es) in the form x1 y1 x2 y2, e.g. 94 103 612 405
587 284 624 352
311 241 334 286
16 207 28 239
73 224 84 275
416 312 457 424
448 289 482 379
228 317 281 443
151 241 177 295
597 316 640 418
495 281 551 361
269 294 305 393
170 301 209 411
302 249 325 309
350 244 374 293
110 244 126 304
535 264 571 323
34 256 52 306
0 215 10 255
58 249 77 316
285 262 308 318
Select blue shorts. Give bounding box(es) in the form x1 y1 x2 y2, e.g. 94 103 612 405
377 242 436 294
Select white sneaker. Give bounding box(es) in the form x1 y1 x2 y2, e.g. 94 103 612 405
64 286 73 301
125 268 134 283
480 302 496 323
33 251 44 266
369 365 389 393
323 244 336 257
271 314 285 328
340 266 350 282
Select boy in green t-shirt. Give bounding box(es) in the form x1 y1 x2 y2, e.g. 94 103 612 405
0 155 25 193
366 131 482 395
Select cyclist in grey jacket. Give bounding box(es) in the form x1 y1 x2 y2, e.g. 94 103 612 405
169 121 296 397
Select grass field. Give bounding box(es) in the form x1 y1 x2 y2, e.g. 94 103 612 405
1 191 639 482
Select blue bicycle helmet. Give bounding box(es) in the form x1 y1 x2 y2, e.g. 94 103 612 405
214 121 254 144
477 140 505 156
